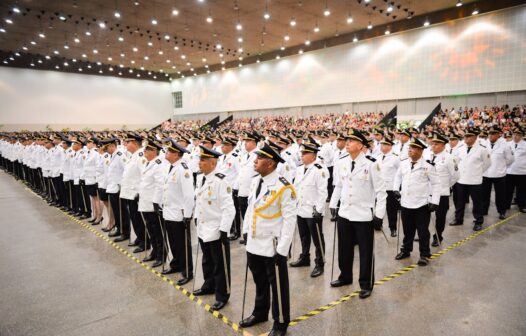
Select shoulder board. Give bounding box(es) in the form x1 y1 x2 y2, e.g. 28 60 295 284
181 162 189 169
298 164 304 167
117 152 122 156
426 160 436 166
155 159 162 164
252 174 259 178
366 155 377 162
286 151 291 155
392 153 398 156
401 158 408 161
279 177 290 186
314 163 322 169
104 153 109 158
138 152 144 157
215 173 225 179
340 154 349 159
480 144 486 148
232 153 238 157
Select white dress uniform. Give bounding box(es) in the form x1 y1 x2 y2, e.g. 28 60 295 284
81 148 100 186
218 151 241 191
457 142 491 185
120 150 145 200
96 153 110 191
393 141 410 161
138 157 165 213
105 150 126 194
237 149 258 198
71 148 85 186
506 138 526 211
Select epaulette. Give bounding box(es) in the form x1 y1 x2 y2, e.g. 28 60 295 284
138 152 144 157
252 174 259 178
155 159 162 164
426 160 436 166
392 153 398 156
286 151 291 155
480 144 486 148
232 153 238 157
340 154 349 159
181 162 189 169
279 177 290 185
366 155 376 162
215 173 225 179
117 151 122 156
314 163 322 169
401 158 408 161
196 171 203 175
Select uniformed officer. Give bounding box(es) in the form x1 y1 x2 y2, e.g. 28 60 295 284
393 138 441 266
505 127 526 213
218 136 242 240
239 143 296 336
393 129 411 160
82 138 102 224
290 142 328 277
330 133 348 221
71 139 89 218
329 129 386 298
378 135 400 237
160 140 195 284
450 127 491 231
427 133 459 246
482 126 514 219
193 145 235 311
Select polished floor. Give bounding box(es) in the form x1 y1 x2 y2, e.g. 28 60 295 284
1 171 525 336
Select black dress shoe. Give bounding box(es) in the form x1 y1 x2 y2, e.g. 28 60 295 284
498 213 506 220
143 254 156 262
268 328 287 336
330 279 352 287
395 251 410 260
108 230 121 237
473 224 482 231
161 266 181 275
359 289 372 299
177 275 193 285
289 258 310 267
449 221 463 226
238 315 268 328
211 301 227 311
310 266 324 278
431 234 443 247
228 233 240 241
390 230 397 237
133 246 145 253
417 257 429 266
113 235 129 243
193 288 214 296
79 214 90 220
128 241 139 247
152 260 164 268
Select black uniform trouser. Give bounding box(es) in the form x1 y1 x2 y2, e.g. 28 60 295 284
434 196 450 240
79 180 92 215
386 190 400 231
125 198 145 247
247 252 290 331
142 211 164 260
401 205 431 257
505 174 526 209
65 181 74 209
199 238 230 303
482 176 506 215
327 166 334 200
297 216 325 266
55 176 66 206
73 183 84 213
336 217 374 290
454 183 484 225
108 192 129 235
165 220 192 277
231 190 241 236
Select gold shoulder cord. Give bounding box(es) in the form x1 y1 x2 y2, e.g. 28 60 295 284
251 185 297 238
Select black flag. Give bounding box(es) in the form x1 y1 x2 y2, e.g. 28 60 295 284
377 106 397 127
200 116 220 131
419 103 441 130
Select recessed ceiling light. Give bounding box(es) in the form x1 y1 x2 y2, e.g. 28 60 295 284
313 25 320 33
305 40 311 46
0 28 6 33
53 50 59 55
385 30 390 35
120 53 125 57
63 62 69 66
324 9 331 17
5 18 13 24
30 41 36 45
93 49 98 54
353 36 358 42
236 23 242 30
423 20 430 26
55 65 60 69
151 19 158 25
85 31 91 36
22 46 28 50
148 41 153 46
238 47 243 53
456 0 463 7
284 35 290 41
45 55 51 59
144 56 149 60
238 37 243 43
87 65 92 68
98 22 106 28
472 9 479 15
114 11 121 18
97 62 102 65
299 49 304 54
387 5 393 13
132 47 138 52
37 59 42 63
174 46 179 50
290 18 296 26
276 55 280 59
118 36 124 42
108 57 112 61
181 54 186 59
30 63 35 67
172 9 179 16
58 15 66 21
99 70 103 74
74 37 80 43
347 16 353 24
109 67 114 71
164 34 170 40
202 58 207 62
64 45 69 49
216 44 222 49
219 53 223 57
130 60 135 64
206 16 213 23
78 67 82 71
166 59 171 63
263 12 270 20
39 33 45 38
158 50 163 55
12 7 21 14
221 60 225 64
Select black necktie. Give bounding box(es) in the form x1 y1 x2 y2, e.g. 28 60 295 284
400 143 404 151
431 155 436 163
256 178 263 198
202 176 206 187
382 155 386 161
467 147 472 154
411 162 416 170
168 164 173 173
491 143 494 149
304 167 308 174
515 144 518 149
351 161 355 172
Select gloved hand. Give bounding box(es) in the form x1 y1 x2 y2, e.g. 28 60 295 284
274 252 286 265
330 208 338 221
220 230 229 244
393 191 401 202
183 217 192 229
153 203 161 215
312 208 323 220
372 216 383 231
428 203 438 212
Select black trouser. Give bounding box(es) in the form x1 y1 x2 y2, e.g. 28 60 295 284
55 176 66 206
297 216 325 266
238 196 248 219
73 183 84 213
108 191 129 235
247 252 290 331
142 211 164 261
505 174 526 209
79 180 92 216
434 196 449 240
165 220 192 277
125 198 145 246
454 183 484 225
482 176 506 215
327 166 334 200
386 190 400 231
199 237 230 303
401 205 431 257
231 190 241 236
336 216 374 290
65 181 74 209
